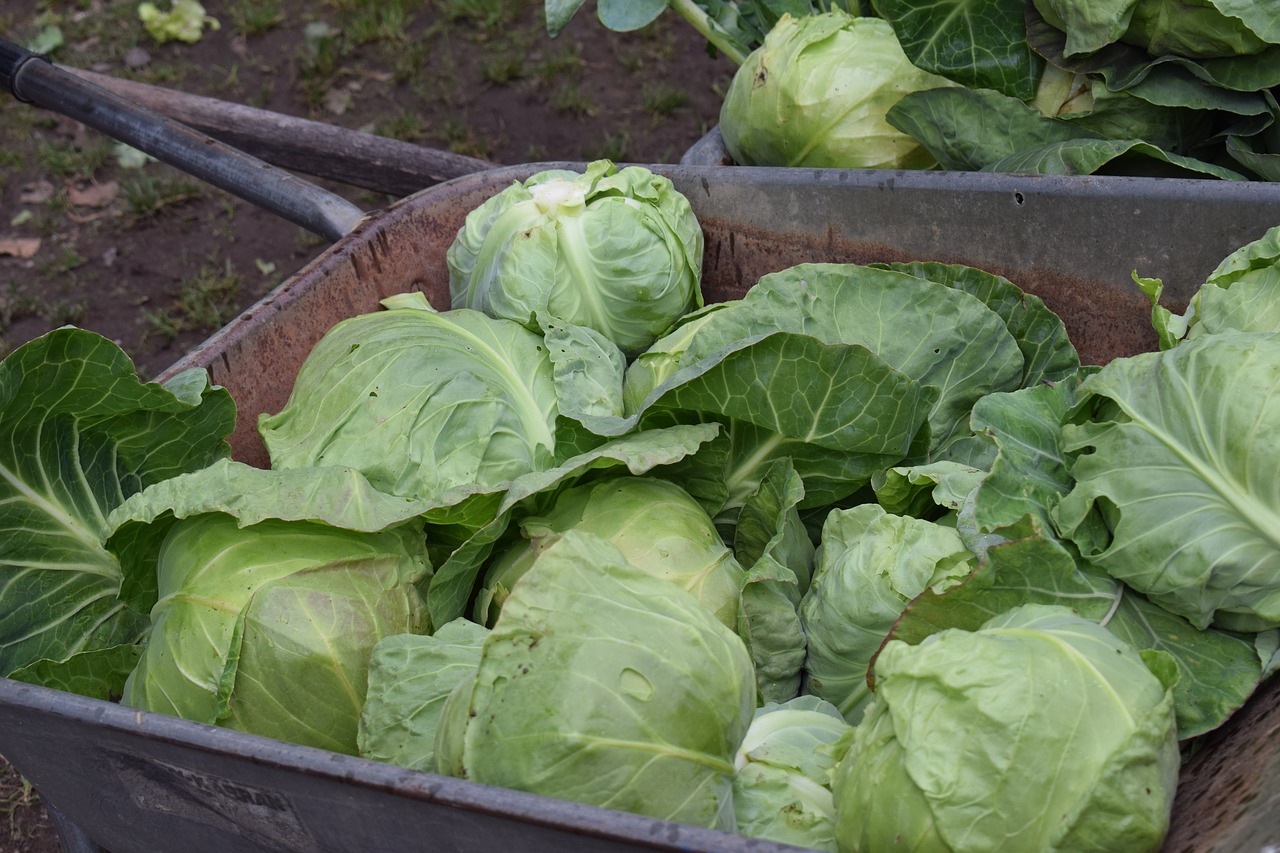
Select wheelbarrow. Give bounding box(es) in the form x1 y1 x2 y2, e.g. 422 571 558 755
3 35 1280 853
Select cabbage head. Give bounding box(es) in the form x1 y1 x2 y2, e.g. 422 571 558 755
719 11 957 169
474 476 746 628
831 604 1180 853
800 504 973 723
122 512 430 755
258 294 561 505
733 696 851 852
447 159 704 356
435 531 756 831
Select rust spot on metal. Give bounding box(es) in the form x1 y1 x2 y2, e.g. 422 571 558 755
1162 675 1280 852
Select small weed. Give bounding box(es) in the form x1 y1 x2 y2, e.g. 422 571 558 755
551 81 596 118
590 130 632 163
482 52 525 85
522 143 550 162
297 21 341 103
119 171 206 224
36 246 87 278
145 258 242 344
228 0 283 36
378 110 430 143
437 120 495 160
437 0 528 31
642 82 690 119
539 43 586 83
390 39 431 86
346 3 412 46
35 139 84 180
1 760 45 843
215 63 242 97
0 280 86 335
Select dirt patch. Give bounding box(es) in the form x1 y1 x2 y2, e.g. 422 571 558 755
0 1 735 849
0 0 735 378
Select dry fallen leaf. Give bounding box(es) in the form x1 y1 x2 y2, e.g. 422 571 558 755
0 238 42 259
68 181 119 208
19 180 54 205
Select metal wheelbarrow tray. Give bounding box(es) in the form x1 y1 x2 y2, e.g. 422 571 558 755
4 32 1280 847
1 162 1279 853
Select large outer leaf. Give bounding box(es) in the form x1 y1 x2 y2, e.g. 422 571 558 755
647 334 932 507
259 301 560 503
733 457 814 703
1054 332 1280 631
627 264 1025 456
456 531 756 830
891 524 1269 738
871 261 1080 388
889 86 1248 178
0 329 233 693
1030 0 1137 56
1227 132 1280 180
873 0 1043 99
988 136 1248 179
1028 7 1280 92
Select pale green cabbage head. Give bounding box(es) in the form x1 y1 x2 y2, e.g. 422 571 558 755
732 696 851 852
122 512 430 755
435 531 756 831
719 11 957 169
474 475 746 628
831 604 1180 853
447 159 704 355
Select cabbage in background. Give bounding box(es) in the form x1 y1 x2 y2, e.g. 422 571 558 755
719 11 957 170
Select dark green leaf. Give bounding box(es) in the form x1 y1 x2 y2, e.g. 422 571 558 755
873 0 1043 100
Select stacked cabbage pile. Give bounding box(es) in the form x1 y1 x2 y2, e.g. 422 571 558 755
3 161 1279 852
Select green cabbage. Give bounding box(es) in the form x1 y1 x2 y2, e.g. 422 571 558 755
800 504 973 723
122 512 429 755
732 696 850 851
434 531 755 831
258 294 562 506
832 604 1180 852
474 475 745 628
447 159 703 356
719 11 957 169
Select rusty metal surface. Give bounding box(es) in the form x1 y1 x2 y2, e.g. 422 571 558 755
122 162 1280 852
1163 675 1280 853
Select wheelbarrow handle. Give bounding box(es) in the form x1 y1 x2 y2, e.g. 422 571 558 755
0 37 364 242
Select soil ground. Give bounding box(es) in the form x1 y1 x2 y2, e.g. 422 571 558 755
0 1 735 849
